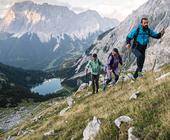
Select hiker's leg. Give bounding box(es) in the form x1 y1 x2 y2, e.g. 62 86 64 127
106 79 112 85
106 68 112 84
103 68 111 91
113 68 119 83
133 49 145 79
95 75 99 93
138 53 145 72
135 52 145 78
91 75 95 94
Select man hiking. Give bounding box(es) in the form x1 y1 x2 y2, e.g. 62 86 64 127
85 53 103 94
103 48 123 91
126 17 165 79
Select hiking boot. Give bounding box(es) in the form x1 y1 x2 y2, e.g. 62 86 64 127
111 79 119 86
131 75 137 81
133 73 138 79
96 90 99 94
133 72 144 80
138 73 144 78
110 80 115 86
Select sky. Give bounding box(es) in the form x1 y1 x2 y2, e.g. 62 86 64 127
0 0 148 21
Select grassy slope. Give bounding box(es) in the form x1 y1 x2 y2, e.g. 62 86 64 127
3 65 170 140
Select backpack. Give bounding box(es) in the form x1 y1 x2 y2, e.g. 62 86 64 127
108 53 112 59
89 59 102 67
108 53 122 65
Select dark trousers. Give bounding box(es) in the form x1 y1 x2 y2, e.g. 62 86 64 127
132 48 146 78
106 71 119 85
91 74 99 94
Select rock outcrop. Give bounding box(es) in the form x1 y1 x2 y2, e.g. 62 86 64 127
114 116 133 128
83 116 101 140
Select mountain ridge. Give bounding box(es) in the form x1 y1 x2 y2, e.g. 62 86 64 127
0 1 119 70
0 1 119 41
71 0 170 79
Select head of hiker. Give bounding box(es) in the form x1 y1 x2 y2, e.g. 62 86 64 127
141 17 149 30
112 48 119 56
92 53 97 61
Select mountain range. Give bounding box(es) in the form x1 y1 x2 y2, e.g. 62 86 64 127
0 1 118 70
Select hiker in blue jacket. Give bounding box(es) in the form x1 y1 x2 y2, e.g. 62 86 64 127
103 48 123 91
126 17 165 79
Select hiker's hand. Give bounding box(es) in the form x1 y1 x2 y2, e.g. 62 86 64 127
160 28 165 37
126 44 131 49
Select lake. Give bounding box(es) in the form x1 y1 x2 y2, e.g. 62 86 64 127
31 78 63 95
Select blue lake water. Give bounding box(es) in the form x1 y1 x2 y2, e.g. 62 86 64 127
31 78 63 95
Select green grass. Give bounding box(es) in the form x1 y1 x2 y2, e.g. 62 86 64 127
2 65 170 140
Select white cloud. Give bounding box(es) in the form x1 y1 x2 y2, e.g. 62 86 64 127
0 0 148 21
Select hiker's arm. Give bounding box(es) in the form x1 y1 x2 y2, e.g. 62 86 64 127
85 61 90 74
100 61 105 71
98 60 105 72
99 60 104 67
85 68 88 75
119 56 123 65
126 28 138 45
149 28 165 39
107 56 112 70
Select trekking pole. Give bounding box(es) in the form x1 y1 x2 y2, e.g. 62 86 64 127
151 58 157 72
152 26 166 72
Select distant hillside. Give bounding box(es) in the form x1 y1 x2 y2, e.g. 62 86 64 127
0 63 47 87
0 63 54 107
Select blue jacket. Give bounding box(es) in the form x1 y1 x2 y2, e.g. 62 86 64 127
126 24 161 48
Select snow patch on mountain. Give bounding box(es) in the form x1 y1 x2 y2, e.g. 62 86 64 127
53 44 60 52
